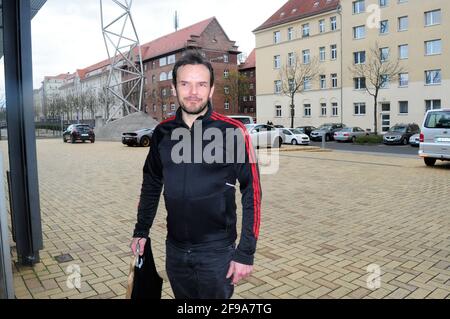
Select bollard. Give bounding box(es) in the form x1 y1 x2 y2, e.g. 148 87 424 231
321 133 325 149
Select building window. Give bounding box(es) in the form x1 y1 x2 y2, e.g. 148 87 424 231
321 103 327 116
330 16 337 30
302 23 310 37
274 31 281 44
153 104 156 112
249 96 254 101
331 73 338 88
380 20 389 34
380 47 389 61
250 71 254 77
319 47 326 61
167 54 176 65
159 72 167 81
379 0 388 7
319 19 325 33
243 96 248 102
274 55 281 69
354 51 366 64
354 103 366 115
398 16 408 31
330 44 337 60
398 44 408 59
354 77 366 89
425 99 441 111
353 25 365 39
152 75 156 83
160 57 167 67
224 86 229 94
425 39 442 55
380 75 390 88
161 88 168 97
274 80 282 94
275 105 282 117
223 54 229 63
353 0 365 14
399 73 409 87
224 101 230 110
332 102 339 116
250 83 254 90
425 70 441 85
320 75 326 89
304 77 312 90
288 79 295 92
425 9 441 26
162 104 167 112
224 70 229 78
288 52 295 67
171 103 176 111
399 101 408 114
304 104 311 117
288 27 294 40
302 50 310 64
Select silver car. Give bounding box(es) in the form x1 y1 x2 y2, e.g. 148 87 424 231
122 128 154 147
334 127 368 142
419 109 450 166
409 133 420 147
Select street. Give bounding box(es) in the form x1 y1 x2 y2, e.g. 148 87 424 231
1 139 449 299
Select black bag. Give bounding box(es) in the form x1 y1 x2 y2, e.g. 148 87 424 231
126 238 163 299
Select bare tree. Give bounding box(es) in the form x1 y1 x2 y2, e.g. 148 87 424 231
218 70 250 114
278 54 321 128
349 43 405 135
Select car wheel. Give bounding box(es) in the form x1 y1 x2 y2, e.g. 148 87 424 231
71 135 76 144
291 139 298 145
63 136 67 143
325 134 330 142
140 136 150 147
403 138 408 145
424 158 436 167
351 136 357 143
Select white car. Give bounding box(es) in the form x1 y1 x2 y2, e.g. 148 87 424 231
281 128 310 145
227 115 255 125
245 124 283 148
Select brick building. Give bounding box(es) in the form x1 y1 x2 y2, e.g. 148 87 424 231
238 49 256 119
140 17 241 121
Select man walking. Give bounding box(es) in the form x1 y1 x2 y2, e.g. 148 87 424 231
131 51 261 299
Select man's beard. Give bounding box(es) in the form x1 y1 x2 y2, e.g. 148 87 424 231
177 97 209 115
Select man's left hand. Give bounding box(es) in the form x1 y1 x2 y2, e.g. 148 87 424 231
226 261 253 285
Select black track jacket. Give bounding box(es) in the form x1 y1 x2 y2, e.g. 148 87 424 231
133 103 262 265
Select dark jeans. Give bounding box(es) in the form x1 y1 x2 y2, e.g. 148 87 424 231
165 240 235 299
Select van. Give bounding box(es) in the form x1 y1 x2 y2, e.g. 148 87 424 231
419 109 450 166
227 115 255 125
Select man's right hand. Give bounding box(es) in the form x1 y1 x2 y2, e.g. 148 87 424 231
131 237 147 256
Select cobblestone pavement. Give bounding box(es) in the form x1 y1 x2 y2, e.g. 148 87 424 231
1 139 449 299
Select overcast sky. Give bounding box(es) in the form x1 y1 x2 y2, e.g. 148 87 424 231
0 0 287 92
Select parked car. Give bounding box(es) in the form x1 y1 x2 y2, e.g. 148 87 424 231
295 126 316 137
310 123 346 141
419 109 450 166
63 124 95 143
383 123 420 145
334 127 368 142
245 124 283 148
227 115 255 125
281 128 310 145
122 128 154 147
409 133 420 147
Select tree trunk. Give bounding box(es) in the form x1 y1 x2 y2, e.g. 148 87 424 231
373 94 378 135
290 95 295 129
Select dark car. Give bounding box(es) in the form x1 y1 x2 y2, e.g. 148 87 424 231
383 123 420 145
295 126 317 137
122 128 154 147
310 123 346 141
63 124 95 143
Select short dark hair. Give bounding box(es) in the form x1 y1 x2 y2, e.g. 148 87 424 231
172 50 214 87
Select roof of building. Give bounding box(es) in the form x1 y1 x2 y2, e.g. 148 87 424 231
141 17 238 61
239 49 256 70
253 0 340 32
